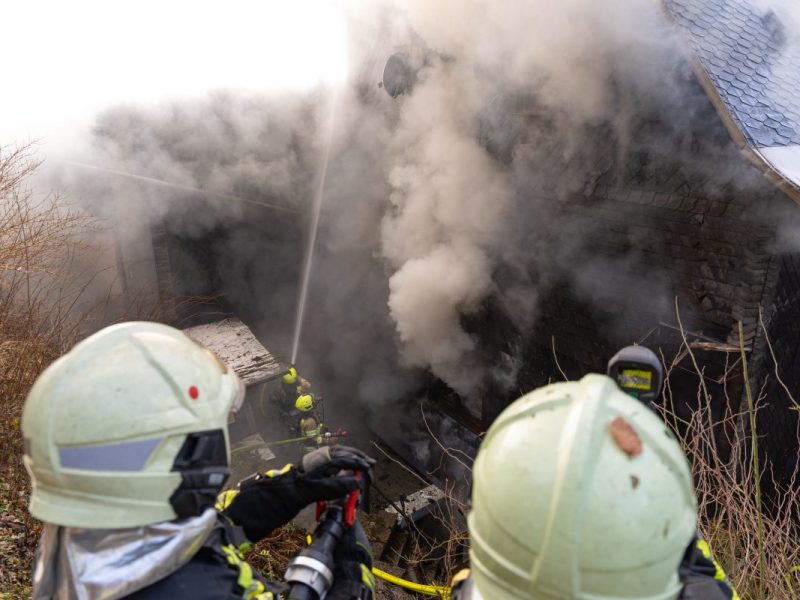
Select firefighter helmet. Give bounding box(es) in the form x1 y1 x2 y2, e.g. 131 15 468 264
282 366 298 385
468 374 696 600
295 393 314 413
607 345 664 403
22 322 244 528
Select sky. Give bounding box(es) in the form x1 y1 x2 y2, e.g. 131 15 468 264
0 0 348 154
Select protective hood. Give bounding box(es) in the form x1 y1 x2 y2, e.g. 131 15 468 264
32 508 217 600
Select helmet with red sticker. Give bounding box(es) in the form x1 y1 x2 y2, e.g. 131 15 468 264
468 374 697 600
22 322 244 528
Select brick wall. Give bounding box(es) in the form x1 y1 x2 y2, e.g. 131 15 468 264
750 252 800 494
477 92 788 438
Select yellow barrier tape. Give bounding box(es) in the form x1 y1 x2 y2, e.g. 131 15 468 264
371 566 451 598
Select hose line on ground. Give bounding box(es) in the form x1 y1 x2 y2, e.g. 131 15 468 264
371 566 452 598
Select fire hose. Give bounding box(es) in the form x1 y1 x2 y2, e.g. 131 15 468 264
231 429 349 456
371 567 452 598
367 483 453 597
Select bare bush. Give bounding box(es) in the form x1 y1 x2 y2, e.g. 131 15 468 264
381 314 800 599
660 317 800 599
371 425 470 597
245 524 307 581
0 144 93 597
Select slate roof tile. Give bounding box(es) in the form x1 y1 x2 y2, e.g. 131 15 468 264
664 0 800 148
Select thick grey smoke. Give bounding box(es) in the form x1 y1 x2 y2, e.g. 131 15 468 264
373 0 687 396
382 64 512 396
59 0 786 413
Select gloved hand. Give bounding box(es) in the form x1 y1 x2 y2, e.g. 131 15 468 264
327 520 375 600
299 445 374 482
222 445 375 543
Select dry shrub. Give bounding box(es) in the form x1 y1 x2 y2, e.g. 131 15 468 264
371 423 470 596
245 524 307 581
661 319 800 599
0 144 93 597
398 316 800 599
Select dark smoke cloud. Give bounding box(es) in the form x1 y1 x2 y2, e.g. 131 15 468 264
60 0 795 415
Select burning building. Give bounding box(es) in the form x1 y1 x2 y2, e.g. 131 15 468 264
79 0 800 491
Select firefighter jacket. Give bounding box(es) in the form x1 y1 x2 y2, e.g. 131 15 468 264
31 507 283 600
449 536 739 600
31 508 371 600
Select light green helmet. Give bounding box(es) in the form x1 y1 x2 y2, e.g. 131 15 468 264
22 322 244 529
468 374 696 600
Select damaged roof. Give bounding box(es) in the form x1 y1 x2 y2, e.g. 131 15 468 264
183 318 284 385
663 0 800 197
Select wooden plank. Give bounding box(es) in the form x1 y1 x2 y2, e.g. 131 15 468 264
184 318 284 385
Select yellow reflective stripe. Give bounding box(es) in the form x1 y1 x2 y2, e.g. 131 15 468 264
221 544 273 599
264 463 293 478
361 563 376 591
237 560 255 591
238 541 253 554
216 489 239 511
695 539 726 582
695 539 741 600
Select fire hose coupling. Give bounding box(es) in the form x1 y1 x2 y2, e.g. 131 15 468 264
284 552 337 597
284 504 348 600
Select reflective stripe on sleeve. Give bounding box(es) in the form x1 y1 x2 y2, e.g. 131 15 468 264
264 464 293 478
361 563 376 591
695 539 740 600
221 543 274 600
216 489 239 511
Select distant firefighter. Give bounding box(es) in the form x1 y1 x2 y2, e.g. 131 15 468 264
264 365 313 427
607 344 664 408
281 365 311 398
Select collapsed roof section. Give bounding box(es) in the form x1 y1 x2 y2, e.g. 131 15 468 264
664 0 800 202
183 318 284 386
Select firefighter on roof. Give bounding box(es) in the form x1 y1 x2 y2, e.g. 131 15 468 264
450 374 739 600
22 322 375 599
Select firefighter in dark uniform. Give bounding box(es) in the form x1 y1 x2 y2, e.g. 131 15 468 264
22 322 375 599
448 374 739 600
267 366 315 434
277 367 309 413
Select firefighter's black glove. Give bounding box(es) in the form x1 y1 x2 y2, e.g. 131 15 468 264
328 521 375 600
222 445 375 543
300 445 375 482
